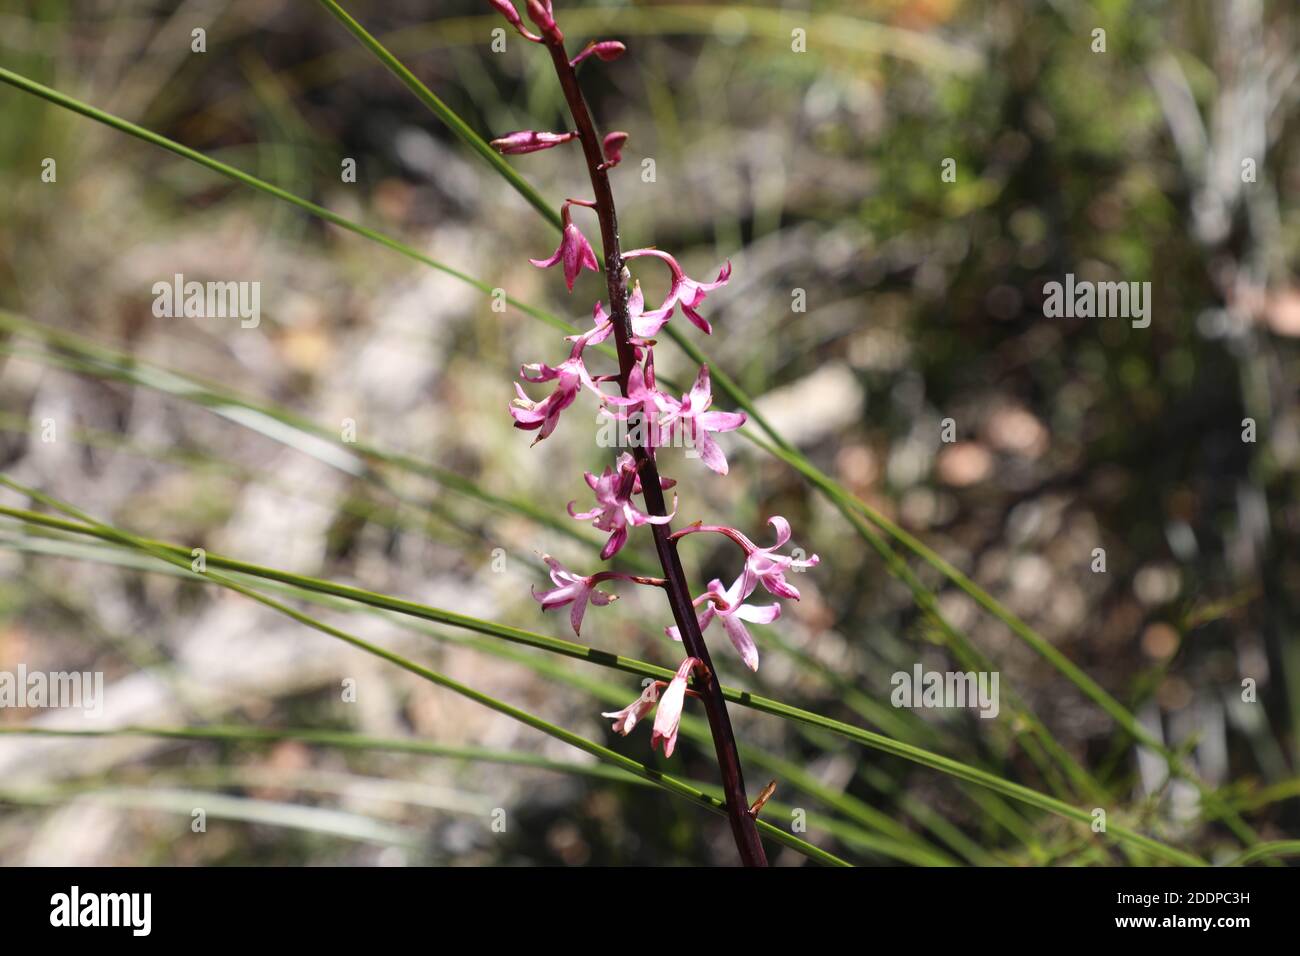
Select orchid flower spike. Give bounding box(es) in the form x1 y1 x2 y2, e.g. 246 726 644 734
602 680 660 736
487 0 543 42
568 452 676 559
490 130 578 154
571 40 627 67
531 201 600 292
509 327 612 442
622 248 731 334
651 657 702 756
666 576 779 672
673 516 820 600
659 365 746 474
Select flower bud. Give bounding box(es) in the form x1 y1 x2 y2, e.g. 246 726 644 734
490 129 578 154
487 0 542 41
525 0 563 42
601 131 628 168
571 40 627 67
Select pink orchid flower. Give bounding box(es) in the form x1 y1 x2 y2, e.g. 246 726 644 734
623 248 731 334
659 365 747 474
509 328 611 442
490 129 578 154
531 201 599 292
651 657 701 757
531 555 665 636
601 352 677 449
674 516 820 601
587 282 672 345
666 576 779 672
601 681 660 736
531 555 618 635
568 452 676 559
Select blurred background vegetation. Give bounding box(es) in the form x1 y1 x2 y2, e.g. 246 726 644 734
0 0 1296 865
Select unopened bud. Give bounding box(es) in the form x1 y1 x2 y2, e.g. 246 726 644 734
491 130 579 154
487 0 543 41
526 0 562 42
571 40 627 67
601 131 628 168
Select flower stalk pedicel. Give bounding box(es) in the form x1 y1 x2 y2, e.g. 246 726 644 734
487 0 819 866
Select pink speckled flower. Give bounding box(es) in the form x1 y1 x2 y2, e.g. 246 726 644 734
651 657 701 756
659 365 746 474
531 555 618 635
674 516 820 601
568 452 676 559
623 248 731 334
531 201 600 292
602 681 660 736
600 352 677 450
666 575 780 672
509 328 611 442
490 129 578 154
588 282 671 345
532 555 665 636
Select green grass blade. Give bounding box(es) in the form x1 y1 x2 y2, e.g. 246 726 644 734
1223 841 1300 867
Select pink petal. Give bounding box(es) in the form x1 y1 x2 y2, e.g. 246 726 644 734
734 601 781 625
761 573 801 601
688 365 712 410
694 429 729 475
569 589 591 635
766 516 792 548
720 614 760 671
698 410 746 433
681 301 712 335
529 245 563 269
531 583 576 609
600 526 628 560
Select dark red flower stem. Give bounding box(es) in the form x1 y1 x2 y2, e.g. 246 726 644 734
540 36 768 867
